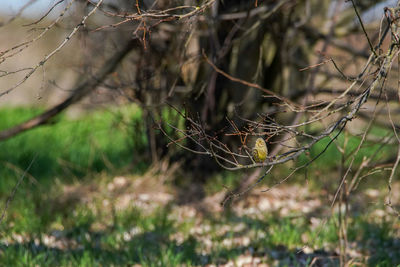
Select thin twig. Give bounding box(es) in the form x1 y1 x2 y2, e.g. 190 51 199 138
0 154 37 224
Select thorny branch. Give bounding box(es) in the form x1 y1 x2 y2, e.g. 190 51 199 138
160 1 400 207
0 3 399 264
0 0 399 212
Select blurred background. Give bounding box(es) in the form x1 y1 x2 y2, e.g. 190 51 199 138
0 0 399 266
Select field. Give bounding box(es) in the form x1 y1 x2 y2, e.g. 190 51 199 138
0 107 399 266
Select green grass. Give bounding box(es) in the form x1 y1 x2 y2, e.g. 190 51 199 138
0 204 198 266
0 106 148 184
0 106 399 266
0 105 148 233
0 106 145 245
1 190 399 266
296 129 393 170
288 127 396 192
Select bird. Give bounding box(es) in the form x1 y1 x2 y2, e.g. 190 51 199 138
252 138 268 163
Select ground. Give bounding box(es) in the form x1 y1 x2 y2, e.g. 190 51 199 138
0 107 399 266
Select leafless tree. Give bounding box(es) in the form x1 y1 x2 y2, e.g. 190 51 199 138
1 1 400 264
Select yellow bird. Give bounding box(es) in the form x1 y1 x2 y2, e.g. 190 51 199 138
252 138 268 163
